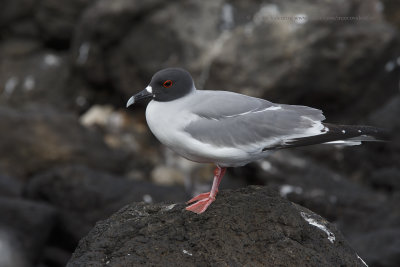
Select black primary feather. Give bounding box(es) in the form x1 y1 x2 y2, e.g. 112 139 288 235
263 123 390 151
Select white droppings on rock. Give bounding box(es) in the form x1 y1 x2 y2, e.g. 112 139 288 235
342 130 346 134
77 42 90 64
280 184 303 197
260 160 272 171
357 254 368 267
4 77 18 96
182 249 193 256
385 61 395 72
358 130 362 133
164 204 176 211
44 54 61 66
23 75 35 91
300 212 335 243
142 194 153 204
221 3 234 30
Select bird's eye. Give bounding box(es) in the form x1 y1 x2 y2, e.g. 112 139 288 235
163 80 173 88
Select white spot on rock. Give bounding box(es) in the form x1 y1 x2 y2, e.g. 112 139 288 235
77 42 90 64
357 254 368 266
280 184 303 197
260 160 272 171
23 75 35 91
300 212 335 243
385 61 395 72
221 3 234 30
164 204 176 211
342 130 346 134
142 194 153 203
44 54 60 66
4 77 18 96
182 249 193 256
358 130 362 133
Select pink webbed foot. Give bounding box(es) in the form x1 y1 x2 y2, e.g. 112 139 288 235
186 191 218 204
185 196 215 214
185 166 227 214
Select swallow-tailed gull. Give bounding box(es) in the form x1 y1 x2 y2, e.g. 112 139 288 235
126 68 387 214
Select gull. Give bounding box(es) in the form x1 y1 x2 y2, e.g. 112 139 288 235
127 68 387 214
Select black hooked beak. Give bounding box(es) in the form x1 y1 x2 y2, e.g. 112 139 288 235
126 86 153 108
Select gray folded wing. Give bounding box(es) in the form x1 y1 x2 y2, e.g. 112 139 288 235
184 91 326 150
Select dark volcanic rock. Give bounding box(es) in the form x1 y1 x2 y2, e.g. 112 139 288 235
67 186 367 267
0 0 36 28
382 0 400 29
25 165 187 247
254 150 388 222
0 175 22 197
35 0 95 46
0 46 71 108
71 0 222 96
0 196 56 266
0 105 124 178
351 228 400 267
252 150 400 267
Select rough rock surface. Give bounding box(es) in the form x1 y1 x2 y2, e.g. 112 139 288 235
25 165 188 247
67 186 367 267
0 196 56 266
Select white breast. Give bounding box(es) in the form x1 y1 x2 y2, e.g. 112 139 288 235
145 93 253 167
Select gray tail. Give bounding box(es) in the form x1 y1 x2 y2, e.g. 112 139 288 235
264 123 390 150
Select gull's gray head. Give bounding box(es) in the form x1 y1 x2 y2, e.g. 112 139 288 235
126 68 195 108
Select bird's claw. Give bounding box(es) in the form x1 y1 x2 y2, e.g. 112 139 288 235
186 190 218 204
185 196 215 214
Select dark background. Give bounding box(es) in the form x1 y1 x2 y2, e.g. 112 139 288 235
0 0 399 266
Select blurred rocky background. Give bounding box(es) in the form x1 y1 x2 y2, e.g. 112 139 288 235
0 0 399 266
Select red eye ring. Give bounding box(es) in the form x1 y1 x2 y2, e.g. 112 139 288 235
163 80 173 88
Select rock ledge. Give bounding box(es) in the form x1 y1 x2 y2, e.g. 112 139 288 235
67 186 366 267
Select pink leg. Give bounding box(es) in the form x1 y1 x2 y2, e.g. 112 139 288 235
186 166 227 214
